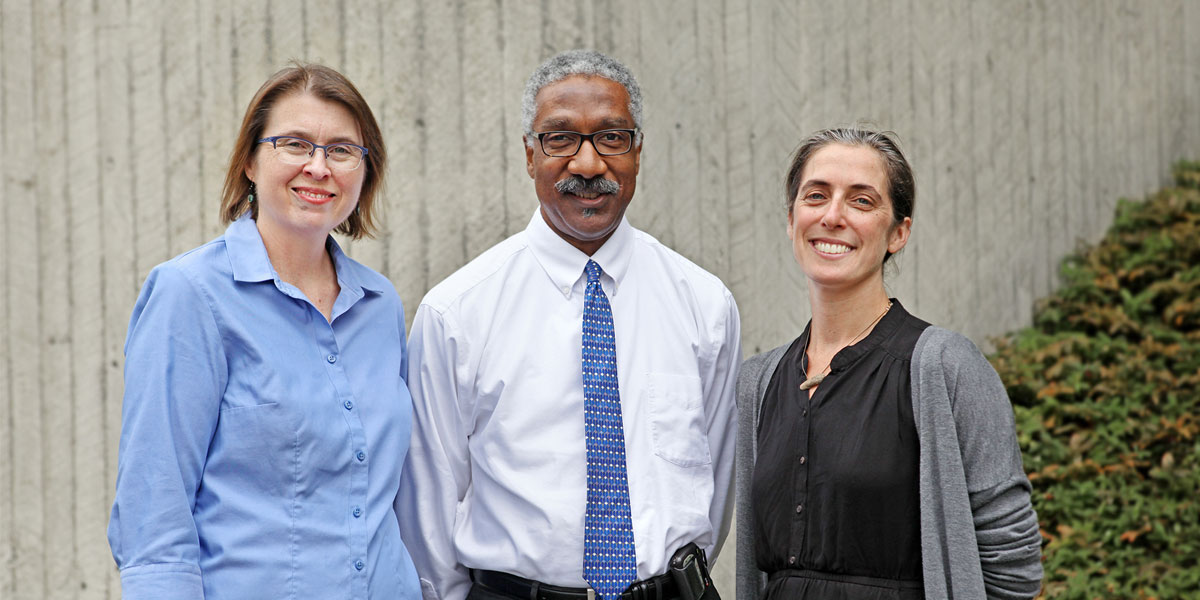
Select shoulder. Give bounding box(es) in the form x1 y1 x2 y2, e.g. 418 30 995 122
142 237 233 298
631 227 733 301
913 326 995 384
418 231 532 314
737 344 789 406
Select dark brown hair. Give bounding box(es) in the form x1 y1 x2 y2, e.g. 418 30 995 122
219 63 386 239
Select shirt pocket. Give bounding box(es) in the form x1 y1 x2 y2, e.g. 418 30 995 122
646 373 711 468
213 402 297 489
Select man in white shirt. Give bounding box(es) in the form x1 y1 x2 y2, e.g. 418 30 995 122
397 49 741 600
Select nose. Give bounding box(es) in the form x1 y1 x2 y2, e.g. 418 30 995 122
567 138 607 179
819 196 847 229
302 149 332 180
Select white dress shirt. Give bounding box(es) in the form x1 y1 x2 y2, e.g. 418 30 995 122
397 211 741 600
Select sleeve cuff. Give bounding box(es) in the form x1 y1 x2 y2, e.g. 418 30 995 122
120 563 204 600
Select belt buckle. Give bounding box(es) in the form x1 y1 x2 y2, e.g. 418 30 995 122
587 588 596 600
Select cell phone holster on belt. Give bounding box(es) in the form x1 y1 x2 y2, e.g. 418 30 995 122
668 543 720 600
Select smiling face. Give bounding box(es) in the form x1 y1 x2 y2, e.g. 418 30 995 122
244 92 365 245
787 143 912 293
524 75 641 255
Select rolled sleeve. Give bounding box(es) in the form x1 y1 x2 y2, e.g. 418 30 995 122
107 263 226 598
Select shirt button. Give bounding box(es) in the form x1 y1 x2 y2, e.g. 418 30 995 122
799 456 807 465
787 556 796 566
353 506 362 518
343 400 354 411
327 354 337 363
802 408 808 416
795 503 804 514
354 559 365 571
356 450 366 462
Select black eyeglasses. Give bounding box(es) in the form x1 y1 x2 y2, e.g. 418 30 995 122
534 129 638 157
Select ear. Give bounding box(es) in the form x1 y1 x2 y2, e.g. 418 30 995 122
524 136 535 178
786 206 797 243
887 216 912 254
244 160 255 184
632 136 642 175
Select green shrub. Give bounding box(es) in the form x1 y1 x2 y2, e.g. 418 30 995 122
989 161 1200 599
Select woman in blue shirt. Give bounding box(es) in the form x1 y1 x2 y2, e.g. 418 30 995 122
107 63 421 600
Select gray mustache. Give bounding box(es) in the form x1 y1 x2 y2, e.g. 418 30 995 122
555 176 620 196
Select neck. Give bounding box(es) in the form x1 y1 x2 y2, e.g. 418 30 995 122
256 221 336 286
806 280 891 350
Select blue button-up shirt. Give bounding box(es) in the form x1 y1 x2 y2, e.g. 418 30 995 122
108 214 420 600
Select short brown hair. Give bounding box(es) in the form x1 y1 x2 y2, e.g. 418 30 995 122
219 63 386 239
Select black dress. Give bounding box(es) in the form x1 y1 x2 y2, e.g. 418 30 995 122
751 301 931 600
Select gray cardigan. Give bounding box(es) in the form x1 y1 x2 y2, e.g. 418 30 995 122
735 326 1043 600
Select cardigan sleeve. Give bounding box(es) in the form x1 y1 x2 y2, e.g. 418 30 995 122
734 346 787 600
916 328 1044 599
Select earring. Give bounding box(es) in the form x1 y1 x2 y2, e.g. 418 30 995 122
247 182 256 203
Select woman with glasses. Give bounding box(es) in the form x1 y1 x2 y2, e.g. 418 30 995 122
108 63 420 600
735 128 1043 600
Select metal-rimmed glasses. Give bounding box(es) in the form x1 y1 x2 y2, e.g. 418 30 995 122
257 136 369 171
534 129 638 157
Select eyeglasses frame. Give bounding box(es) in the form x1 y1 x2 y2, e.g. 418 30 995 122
257 135 370 170
534 128 639 157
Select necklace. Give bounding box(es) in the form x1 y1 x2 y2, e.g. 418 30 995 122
799 300 893 391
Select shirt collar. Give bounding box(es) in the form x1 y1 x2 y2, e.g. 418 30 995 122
524 209 635 299
223 212 386 295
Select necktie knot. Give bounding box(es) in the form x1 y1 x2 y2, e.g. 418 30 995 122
585 260 603 285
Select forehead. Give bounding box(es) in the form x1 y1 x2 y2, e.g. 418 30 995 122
263 91 362 141
532 75 633 130
802 143 888 186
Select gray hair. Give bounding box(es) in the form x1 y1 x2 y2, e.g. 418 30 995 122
522 49 644 148
784 127 916 263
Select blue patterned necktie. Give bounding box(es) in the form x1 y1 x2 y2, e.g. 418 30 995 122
581 260 637 600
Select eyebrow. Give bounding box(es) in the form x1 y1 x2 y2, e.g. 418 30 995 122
536 116 633 132
801 179 881 195
274 130 362 145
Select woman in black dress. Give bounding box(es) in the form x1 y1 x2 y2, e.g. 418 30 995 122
735 128 1042 600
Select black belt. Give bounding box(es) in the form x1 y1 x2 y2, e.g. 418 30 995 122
768 568 923 591
471 569 680 600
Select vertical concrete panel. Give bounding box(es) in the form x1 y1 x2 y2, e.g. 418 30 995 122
723 0 757 349
199 0 236 242
420 0 466 284
3 0 46 597
234 0 271 106
499 0 542 238
94 0 137 593
696 1 731 278
305 0 344 67
343 0 386 272
32 1 77 597
0 0 10 580
1188 1 1200 149
381 0 425 313
165 0 205 257
1158 1 1186 165
540 0 587 54
130 0 169 280
64 2 110 596
1031 0 1061 300
461 0 508 260
759 0 807 338
883 0 918 307
663 0 702 262
631 2 670 244
909 0 940 318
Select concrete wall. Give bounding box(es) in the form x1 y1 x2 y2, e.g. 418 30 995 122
1 1 1198 597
